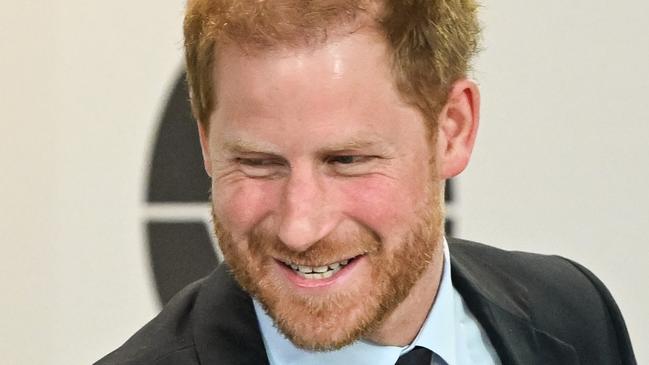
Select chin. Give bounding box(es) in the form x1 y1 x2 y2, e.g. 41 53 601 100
253 270 385 351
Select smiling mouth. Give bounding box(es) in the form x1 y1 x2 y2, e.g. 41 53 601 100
278 257 358 280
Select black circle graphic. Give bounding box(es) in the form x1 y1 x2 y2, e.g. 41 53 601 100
146 71 458 306
146 72 218 305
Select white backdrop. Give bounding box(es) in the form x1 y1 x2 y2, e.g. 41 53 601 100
1 1 647 364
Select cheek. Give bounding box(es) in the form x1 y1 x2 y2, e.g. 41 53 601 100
340 175 428 234
212 179 281 234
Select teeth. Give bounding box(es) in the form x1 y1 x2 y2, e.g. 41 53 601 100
328 262 340 270
298 267 340 280
301 270 337 279
285 258 354 280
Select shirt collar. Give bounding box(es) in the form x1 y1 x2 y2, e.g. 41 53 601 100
405 237 457 364
254 238 456 365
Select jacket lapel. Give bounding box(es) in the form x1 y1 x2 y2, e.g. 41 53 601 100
449 240 579 365
192 264 270 365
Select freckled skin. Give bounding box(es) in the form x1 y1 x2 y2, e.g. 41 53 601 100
196 28 481 348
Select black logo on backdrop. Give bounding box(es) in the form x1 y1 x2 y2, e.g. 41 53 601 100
146 72 217 305
146 71 457 306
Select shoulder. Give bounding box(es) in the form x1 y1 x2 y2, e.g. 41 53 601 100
447 237 616 309
448 237 636 364
94 277 206 365
95 264 267 365
448 237 599 290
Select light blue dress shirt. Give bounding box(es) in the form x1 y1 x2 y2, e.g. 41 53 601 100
254 238 501 365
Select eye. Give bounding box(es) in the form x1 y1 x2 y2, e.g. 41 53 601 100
237 158 281 167
235 157 287 178
324 155 379 176
327 155 369 165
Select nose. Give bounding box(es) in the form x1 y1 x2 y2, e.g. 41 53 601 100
277 164 337 252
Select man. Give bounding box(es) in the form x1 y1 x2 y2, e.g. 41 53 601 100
97 0 636 364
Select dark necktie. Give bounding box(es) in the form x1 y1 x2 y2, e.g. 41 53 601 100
395 346 433 365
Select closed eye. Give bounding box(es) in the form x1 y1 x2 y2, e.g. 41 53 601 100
234 157 288 178
237 157 284 167
326 155 373 165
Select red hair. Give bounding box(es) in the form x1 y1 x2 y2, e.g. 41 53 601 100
184 0 480 129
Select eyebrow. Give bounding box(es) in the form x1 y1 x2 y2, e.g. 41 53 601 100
221 139 281 155
221 135 394 156
316 137 393 155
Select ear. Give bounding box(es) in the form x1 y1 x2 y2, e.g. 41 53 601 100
436 79 480 179
197 121 213 177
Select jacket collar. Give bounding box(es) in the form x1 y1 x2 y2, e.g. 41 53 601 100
449 239 579 365
193 265 270 365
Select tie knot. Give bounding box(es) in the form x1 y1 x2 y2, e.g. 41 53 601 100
395 346 433 365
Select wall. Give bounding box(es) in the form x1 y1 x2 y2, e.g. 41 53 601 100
1 1 646 364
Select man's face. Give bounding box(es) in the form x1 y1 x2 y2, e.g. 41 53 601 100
202 30 445 350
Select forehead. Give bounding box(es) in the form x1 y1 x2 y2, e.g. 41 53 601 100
208 30 430 154
213 31 395 115
213 30 391 100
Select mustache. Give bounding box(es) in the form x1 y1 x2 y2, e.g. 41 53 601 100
248 224 382 266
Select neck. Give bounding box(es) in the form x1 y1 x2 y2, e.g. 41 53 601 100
364 246 444 346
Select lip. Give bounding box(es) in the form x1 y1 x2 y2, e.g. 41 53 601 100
275 255 364 289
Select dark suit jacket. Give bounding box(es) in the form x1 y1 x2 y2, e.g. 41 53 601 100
95 238 636 364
